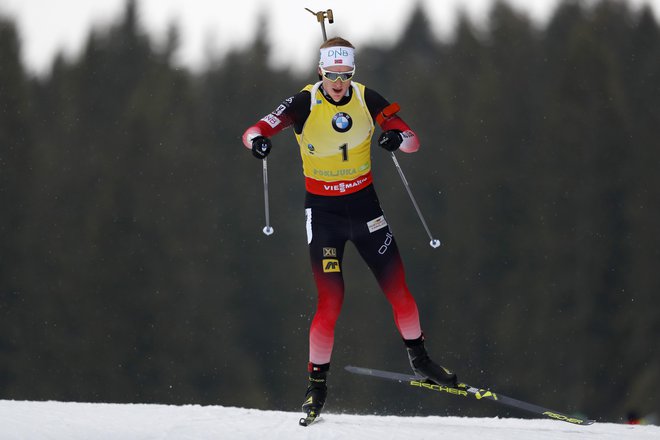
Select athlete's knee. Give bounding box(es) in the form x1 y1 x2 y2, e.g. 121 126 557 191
318 290 343 315
385 285 417 308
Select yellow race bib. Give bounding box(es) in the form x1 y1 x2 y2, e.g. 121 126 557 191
295 82 374 195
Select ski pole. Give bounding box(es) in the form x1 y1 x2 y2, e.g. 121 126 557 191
260 8 331 238
259 8 333 238
304 8 334 41
262 157 274 235
390 152 441 248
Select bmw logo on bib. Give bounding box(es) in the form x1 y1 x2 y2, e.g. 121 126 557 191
332 112 353 133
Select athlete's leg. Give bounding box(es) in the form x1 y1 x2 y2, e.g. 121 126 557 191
350 194 422 340
305 206 349 365
348 188 457 386
357 229 422 340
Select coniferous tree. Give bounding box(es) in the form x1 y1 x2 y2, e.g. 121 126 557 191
0 14 34 397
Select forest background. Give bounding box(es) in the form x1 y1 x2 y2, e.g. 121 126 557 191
1 0 658 423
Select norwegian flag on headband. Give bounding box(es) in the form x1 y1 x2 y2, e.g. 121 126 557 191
335 59 343 64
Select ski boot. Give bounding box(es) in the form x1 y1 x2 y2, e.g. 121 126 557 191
299 363 329 426
405 336 458 387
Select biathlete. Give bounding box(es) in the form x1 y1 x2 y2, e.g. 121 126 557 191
241 36 458 420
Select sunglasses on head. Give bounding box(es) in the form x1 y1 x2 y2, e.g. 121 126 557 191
321 67 355 82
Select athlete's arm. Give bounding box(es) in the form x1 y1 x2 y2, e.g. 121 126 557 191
242 91 311 149
365 88 420 153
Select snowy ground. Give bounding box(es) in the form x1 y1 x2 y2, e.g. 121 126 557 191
1 400 658 440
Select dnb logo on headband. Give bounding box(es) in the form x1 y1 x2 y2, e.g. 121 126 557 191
332 112 352 133
320 46 355 68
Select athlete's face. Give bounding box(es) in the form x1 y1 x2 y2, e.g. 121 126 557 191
318 65 353 103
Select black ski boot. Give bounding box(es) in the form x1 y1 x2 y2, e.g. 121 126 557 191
405 336 458 387
300 363 329 426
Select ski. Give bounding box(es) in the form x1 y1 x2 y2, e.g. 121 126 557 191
345 365 595 426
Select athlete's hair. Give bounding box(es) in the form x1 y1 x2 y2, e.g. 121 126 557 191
320 37 355 50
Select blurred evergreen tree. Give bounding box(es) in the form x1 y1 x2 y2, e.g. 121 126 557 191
0 14 34 397
614 3 660 416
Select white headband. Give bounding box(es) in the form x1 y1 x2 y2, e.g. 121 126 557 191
319 46 355 69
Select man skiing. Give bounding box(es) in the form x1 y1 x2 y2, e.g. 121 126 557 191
241 37 457 422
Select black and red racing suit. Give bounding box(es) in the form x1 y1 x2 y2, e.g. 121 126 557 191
243 83 423 366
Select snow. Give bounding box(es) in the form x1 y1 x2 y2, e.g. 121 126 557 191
1 400 658 440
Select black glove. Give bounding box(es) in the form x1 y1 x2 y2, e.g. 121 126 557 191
378 129 403 152
251 136 272 159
